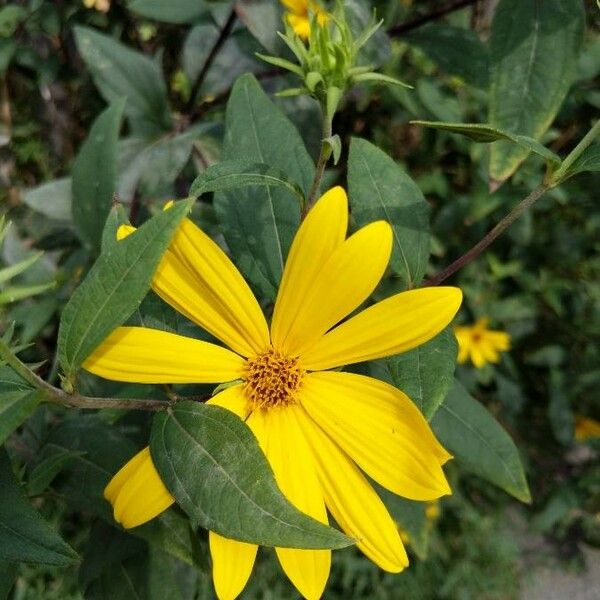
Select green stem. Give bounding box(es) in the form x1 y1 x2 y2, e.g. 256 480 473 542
426 183 550 286
0 339 167 411
552 120 600 183
304 104 334 216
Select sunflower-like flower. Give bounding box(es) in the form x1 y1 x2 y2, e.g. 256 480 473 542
454 317 510 368
84 187 462 600
281 0 328 39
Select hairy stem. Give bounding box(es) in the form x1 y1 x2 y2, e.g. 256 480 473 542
426 183 550 286
0 339 167 411
304 105 333 216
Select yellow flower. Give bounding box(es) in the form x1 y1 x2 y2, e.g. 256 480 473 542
83 0 110 13
84 187 462 600
454 317 510 368
574 415 600 441
281 0 328 39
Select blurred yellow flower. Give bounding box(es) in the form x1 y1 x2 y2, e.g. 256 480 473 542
281 0 328 39
85 188 462 600
574 415 600 441
83 0 110 13
454 317 510 368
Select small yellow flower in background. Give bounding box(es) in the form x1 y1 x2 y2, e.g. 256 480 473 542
454 317 510 369
281 0 328 39
84 187 462 600
425 501 440 522
574 415 600 441
83 0 110 13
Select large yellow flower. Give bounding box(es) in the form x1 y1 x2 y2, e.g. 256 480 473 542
454 317 510 368
84 187 462 600
281 0 328 39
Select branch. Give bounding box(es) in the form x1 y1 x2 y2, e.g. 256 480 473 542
425 183 550 286
388 0 478 37
0 338 168 411
185 9 237 112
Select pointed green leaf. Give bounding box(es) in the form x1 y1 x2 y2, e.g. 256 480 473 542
348 137 430 289
411 121 561 168
58 199 193 379
72 100 125 252
431 381 531 503
0 449 79 566
151 402 353 549
489 0 584 181
215 74 315 299
0 390 42 445
556 142 600 181
74 26 172 135
190 160 305 209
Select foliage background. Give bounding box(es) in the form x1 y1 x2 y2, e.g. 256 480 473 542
1 0 599 598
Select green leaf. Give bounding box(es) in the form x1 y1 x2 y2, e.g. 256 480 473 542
0 282 55 305
411 121 561 168
431 381 531 503
0 364 31 393
0 390 42 446
215 74 315 299
557 142 600 181
128 0 207 24
347 137 430 289
72 100 125 252
74 26 172 135
190 160 305 208
101 204 130 254
489 0 585 181
80 521 202 600
27 447 85 496
370 328 458 420
151 402 353 549
0 251 43 285
235 0 281 53
45 415 138 518
0 561 17 600
0 448 79 566
57 199 192 380
22 178 72 221
406 24 489 89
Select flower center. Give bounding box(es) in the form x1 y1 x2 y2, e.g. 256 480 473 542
244 349 305 410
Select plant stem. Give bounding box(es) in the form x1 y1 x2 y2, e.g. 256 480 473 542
551 120 600 183
304 105 333 216
185 9 237 113
0 339 167 411
388 0 478 37
425 183 550 286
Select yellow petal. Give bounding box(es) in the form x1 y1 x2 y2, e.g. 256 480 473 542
277 221 392 357
300 372 451 500
299 408 408 572
486 330 511 351
301 287 462 371
281 0 307 14
104 447 174 529
286 12 311 38
120 218 270 357
206 383 250 419
83 326 245 383
267 407 330 600
271 187 348 352
209 532 258 600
